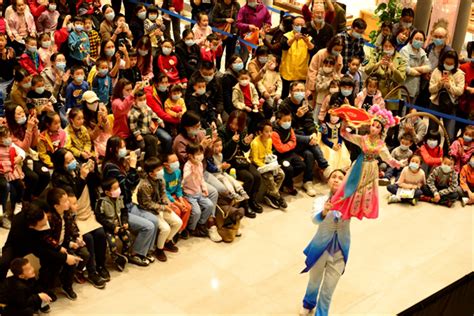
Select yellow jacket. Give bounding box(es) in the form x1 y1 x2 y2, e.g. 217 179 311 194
250 135 272 167
280 31 312 81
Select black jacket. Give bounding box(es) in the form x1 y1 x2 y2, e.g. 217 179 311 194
218 125 251 161
279 97 317 136
175 41 202 78
186 71 224 115
187 93 217 129
0 276 42 315
305 21 334 57
51 169 98 209
102 161 139 205
221 69 239 115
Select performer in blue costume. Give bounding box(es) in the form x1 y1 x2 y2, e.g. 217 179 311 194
300 169 350 316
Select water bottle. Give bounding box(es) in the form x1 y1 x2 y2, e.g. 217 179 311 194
229 168 236 179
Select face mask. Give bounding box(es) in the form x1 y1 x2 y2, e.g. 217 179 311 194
42 41 51 48
149 14 158 21
99 69 109 76
35 87 45 94
118 147 127 158
293 25 302 33
196 88 206 95
293 91 305 103
170 161 180 171
401 22 412 29
136 101 147 108
469 161 474 168
87 102 98 111
352 31 362 39
138 49 149 56
105 48 115 57
433 38 444 47
281 121 291 130
16 116 27 125
171 94 181 101
109 187 121 198
412 39 423 50
75 25 84 32
331 50 340 57
48 4 56 11
427 139 438 148
444 64 454 71
384 49 394 56
195 154 204 162
400 144 409 151
341 88 353 97
67 159 78 172
322 66 333 73
239 80 249 87
258 56 268 64
440 165 451 173
463 135 472 143
105 12 115 21
75 75 84 83
232 62 244 72
22 81 32 89
409 162 419 171
247 1 257 8
27 46 37 54
2 138 11 147
329 87 339 94
158 84 168 92
188 129 199 137
203 75 214 83
330 115 339 124
185 39 195 47
162 47 172 56
137 11 147 20
56 62 66 72
313 17 324 24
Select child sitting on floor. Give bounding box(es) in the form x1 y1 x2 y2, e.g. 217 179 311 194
460 153 474 207
387 154 426 205
449 125 474 173
380 134 413 185
421 156 459 208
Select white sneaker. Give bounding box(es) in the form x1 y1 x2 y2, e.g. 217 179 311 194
14 203 22 215
322 167 332 180
299 306 312 316
388 195 401 204
303 182 316 197
208 226 222 243
461 197 469 207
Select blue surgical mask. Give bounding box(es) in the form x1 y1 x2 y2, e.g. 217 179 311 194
196 88 206 96
16 116 27 125
27 46 37 54
185 39 195 47
444 64 454 71
281 121 291 130
400 144 409 151
67 160 78 172
75 75 84 83
75 25 84 32
427 139 438 148
158 84 168 92
313 18 324 24
352 31 362 39
137 11 147 20
189 129 199 137
331 50 340 57
56 62 66 72
35 87 45 94
293 25 302 33
203 75 214 82
104 48 115 57
171 94 182 101
232 62 244 72
48 4 56 11
258 56 268 64
433 38 444 47
464 135 472 143
170 161 180 171
157 169 164 179
162 47 172 56
138 49 149 56
384 49 394 56
409 162 419 171
149 14 158 21
341 88 353 97
99 69 109 76
412 39 423 50
440 164 451 173
118 148 127 158
293 91 305 103
2 138 12 147
247 1 257 8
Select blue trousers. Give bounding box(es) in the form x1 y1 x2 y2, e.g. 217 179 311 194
185 193 215 230
127 203 158 255
303 250 345 315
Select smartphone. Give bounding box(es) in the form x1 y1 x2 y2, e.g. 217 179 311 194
205 128 213 137
118 38 125 46
442 70 449 77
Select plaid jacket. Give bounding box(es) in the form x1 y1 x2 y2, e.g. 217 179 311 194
128 104 160 137
339 30 365 71
427 166 459 197
87 29 101 60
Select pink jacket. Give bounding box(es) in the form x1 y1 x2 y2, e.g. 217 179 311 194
192 24 212 47
182 160 207 196
6 10 36 39
306 48 343 92
354 89 385 110
449 138 474 173
112 95 135 139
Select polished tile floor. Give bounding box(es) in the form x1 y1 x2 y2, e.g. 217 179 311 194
0 184 471 315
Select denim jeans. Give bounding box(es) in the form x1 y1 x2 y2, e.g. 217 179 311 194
127 203 158 255
302 250 345 315
296 135 329 170
155 128 173 154
185 194 215 230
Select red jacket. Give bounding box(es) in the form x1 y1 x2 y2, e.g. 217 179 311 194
54 27 69 52
145 85 180 125
156 54 187 85
28 0 46 18
271 128 297 154
459 62 474 115
418 144 443 167
19 53 44 75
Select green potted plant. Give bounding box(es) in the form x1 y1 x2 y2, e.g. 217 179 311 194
369 0 403 44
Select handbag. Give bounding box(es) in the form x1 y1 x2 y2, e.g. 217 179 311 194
229 143 250 169
215 5 234 40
